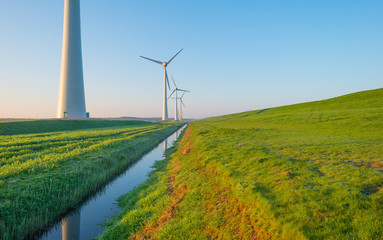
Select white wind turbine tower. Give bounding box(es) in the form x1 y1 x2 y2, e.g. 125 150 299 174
140 49 183 121
57 0 87 118
168 76 189 121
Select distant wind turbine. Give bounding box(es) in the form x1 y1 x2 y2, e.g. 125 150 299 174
178 92 187 121
140 49 183 121
173 91 187 121
168 76 189 120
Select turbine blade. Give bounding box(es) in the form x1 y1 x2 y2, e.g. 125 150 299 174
166 48 183 65
177 88 190 92
165 69 171 90
181 92 186 98
181 99 185 107
140 56 163 65
171 76 177 88
168 89 175 99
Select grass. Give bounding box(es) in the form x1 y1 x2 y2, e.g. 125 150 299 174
99 88 383 239
0 119 150 135
0 119 184 240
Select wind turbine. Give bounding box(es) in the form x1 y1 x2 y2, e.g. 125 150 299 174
178 92 187 121
140 49 183 121
168 76 189 120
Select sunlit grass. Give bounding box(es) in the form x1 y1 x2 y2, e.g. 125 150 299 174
99 88 383 239
0 120 184 240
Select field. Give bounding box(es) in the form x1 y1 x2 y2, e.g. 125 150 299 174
0 119 183 240
99 88 383 239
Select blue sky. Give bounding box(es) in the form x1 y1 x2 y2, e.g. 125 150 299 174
0 1 382 119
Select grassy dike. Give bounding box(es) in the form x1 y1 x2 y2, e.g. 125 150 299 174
99 88 383 239
0 120 184 240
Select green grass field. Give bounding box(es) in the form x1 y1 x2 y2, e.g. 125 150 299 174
0 119 183 240
99 88 383 239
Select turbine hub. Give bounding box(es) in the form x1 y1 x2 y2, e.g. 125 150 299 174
162 62 167 67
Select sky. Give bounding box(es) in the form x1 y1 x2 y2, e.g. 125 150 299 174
0 0 382 119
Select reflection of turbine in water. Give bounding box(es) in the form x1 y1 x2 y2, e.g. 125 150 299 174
163 139 167 151
62 212 80 240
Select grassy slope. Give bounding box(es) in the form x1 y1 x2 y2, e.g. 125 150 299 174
0 120 184 240
99 88 383 239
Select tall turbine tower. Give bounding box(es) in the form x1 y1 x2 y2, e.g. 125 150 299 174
57 0 87 118
140 49 183 121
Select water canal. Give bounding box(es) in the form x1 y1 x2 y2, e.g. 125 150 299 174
38 125 186 240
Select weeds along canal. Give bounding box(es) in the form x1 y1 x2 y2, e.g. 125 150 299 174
38 125 187 240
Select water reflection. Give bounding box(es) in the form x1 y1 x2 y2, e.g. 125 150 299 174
62 212 80 240
163 138 168 151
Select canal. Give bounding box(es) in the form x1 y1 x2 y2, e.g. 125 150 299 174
39 125 186 240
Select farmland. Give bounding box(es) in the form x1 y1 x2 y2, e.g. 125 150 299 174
0 120 183 240
99 88 383 239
